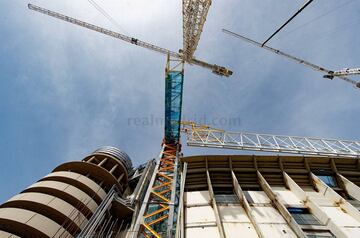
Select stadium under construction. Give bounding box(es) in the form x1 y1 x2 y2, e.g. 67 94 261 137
1 1 360 238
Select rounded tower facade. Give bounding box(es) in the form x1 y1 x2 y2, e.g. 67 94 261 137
0 146 132 238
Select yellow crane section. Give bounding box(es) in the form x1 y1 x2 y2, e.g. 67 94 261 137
182 0 212 61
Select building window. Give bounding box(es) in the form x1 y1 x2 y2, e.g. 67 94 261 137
303 229 335 238
316 175 337 188
288 208 322 225
214 194 239 204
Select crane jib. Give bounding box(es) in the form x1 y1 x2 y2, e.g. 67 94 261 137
222 29 359 88
28 3 233 77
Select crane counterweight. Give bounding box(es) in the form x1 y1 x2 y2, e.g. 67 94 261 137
212 65 233 76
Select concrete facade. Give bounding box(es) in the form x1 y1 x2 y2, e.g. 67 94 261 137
178 155 360 238
1 152 360 237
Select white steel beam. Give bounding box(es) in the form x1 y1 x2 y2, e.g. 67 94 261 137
128 147 164 238
310 173 360 223
205 159 226 238
337 173 360 202
175 162 187 238
184 127 360 158
283 172 347 238
230 159 265 238
257 171 307 238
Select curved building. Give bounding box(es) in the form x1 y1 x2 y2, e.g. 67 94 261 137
0 146 132 238
2 148 360 238
180 155 360 238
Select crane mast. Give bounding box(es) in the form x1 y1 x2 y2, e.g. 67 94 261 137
27 2 360 238
182 0 212 61
28 3 232 237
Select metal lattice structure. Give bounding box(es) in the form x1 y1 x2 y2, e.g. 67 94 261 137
23 2 360 238
182 0 212 61
132 142 179 238
28 4 231 77
164 56 185 144
182 122 360 158
28 2 228 237
325 67 360 81
132 55 184 237
222 29 360 89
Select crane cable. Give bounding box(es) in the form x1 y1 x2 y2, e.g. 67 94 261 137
262 0 314 46
280 0 356 39
87 0 128 34
271 0 358 64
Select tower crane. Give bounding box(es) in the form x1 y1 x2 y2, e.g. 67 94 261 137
222 29 360 89
26 2 360 237
28 1 230 237
28 4 232 78
182 0 211 61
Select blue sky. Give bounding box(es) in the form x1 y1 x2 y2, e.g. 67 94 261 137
0 0 359 202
